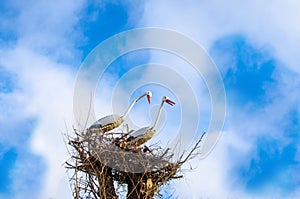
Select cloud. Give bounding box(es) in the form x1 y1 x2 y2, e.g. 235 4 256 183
137 0 300 198
1 0 300 198
0 1 147 198
0 46 76 198
140 0 300 74
0 0 86 198
10 0 84 63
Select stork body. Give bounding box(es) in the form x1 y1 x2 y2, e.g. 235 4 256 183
88 91 152 133
88 114 123 133
126 96 175 147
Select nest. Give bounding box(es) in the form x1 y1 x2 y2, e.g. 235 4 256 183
65 125 206 199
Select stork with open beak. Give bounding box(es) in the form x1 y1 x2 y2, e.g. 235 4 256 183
88 91 152 133
125 96 175 148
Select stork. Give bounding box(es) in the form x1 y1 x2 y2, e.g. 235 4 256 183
125 96 175 148
88 91 152 133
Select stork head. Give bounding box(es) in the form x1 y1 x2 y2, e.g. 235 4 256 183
146 91 152 104
163 96 175 106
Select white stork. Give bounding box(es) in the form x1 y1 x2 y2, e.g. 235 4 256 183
125 96 175 148
88 91 152 133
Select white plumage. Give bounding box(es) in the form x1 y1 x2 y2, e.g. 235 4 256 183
126 96 175 147
88 91 152 133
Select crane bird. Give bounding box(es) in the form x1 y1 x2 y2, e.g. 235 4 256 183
88 91 152 133
125 96 175 148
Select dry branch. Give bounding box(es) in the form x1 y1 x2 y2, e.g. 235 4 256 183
65 126 206 199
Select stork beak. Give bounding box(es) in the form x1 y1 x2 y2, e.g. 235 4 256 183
147 95 151 104
166 99 175 106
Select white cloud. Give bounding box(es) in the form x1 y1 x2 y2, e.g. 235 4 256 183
171 131 253 198
139 0 300 74
12 0 85 63
0 0 86 198
1 0 299 198
136 0 300 198
0 46 75 199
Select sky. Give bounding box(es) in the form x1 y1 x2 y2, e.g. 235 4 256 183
0 0 300 198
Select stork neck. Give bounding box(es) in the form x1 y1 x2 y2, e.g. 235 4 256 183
153 100 165 129
123 93 147 118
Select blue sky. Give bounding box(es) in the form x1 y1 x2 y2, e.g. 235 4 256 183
1 1 300 198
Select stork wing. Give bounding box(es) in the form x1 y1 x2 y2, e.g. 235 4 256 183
130 127 151 137
89 114 121 129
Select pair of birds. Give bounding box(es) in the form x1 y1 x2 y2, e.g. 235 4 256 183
88 91 175 148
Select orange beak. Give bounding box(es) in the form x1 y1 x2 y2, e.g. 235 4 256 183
147 95 151 104
166 99 175 106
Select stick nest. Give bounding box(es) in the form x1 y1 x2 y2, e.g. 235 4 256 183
65 125 206 199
